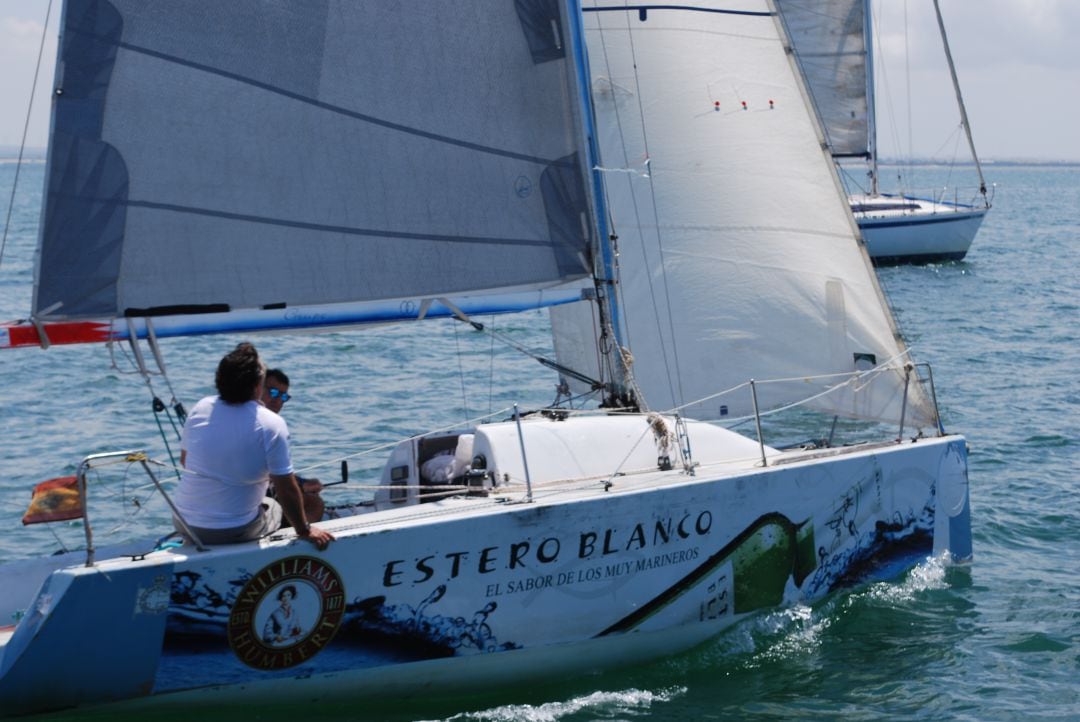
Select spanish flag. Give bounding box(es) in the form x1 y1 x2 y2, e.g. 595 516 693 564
22 476 85 525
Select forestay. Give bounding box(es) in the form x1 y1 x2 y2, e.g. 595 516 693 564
34 1 596 323
553 0 933 427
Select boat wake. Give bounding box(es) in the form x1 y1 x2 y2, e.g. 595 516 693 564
427 686 687 722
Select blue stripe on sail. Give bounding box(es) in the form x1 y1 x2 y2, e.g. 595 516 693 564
582 5 774 17
63 29 572 169
112 290 588 342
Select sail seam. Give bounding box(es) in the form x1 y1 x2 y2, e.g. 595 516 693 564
95 198 562 248
64 29 573 169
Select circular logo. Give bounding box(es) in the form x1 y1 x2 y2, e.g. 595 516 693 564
514 175 533 198
228 556 346 670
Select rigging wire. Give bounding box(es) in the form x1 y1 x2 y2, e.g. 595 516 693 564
872 0 978 202
903 0 913 181
452 319 470 423
454 315 605 397
586 295 614 396
591 28 634 389
593 7 685 409
0 0 54 273
108 333 185 479
487 314 496 415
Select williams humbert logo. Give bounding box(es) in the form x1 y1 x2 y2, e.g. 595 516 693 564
228 556 346 670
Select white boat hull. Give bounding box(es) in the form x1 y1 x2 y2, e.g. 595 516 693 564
0 416 971 717
851 194 988 265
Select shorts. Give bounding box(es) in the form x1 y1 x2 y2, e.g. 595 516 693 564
175 498 284 545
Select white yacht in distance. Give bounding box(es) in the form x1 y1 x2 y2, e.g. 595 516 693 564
779 0 991 265
848 191 988 264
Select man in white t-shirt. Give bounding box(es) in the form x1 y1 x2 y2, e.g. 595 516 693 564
173 342 334 549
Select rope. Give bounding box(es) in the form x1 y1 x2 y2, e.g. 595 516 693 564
0 0 54 272
109 328 185 479
146 319 187 424
662 349 917 424
150 398 183 481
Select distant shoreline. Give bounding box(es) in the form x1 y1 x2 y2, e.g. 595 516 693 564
876 158 1080 168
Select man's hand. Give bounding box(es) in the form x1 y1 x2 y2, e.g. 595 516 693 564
297 525 335 550
270 472 334 550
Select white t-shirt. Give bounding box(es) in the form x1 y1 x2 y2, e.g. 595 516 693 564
175 396 293 529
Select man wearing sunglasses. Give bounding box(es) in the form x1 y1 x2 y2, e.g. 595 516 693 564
174 344 333 549
261 368 325 523
262 368 292 414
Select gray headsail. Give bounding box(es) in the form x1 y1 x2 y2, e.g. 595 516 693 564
34 1 595 323
775 0 871 159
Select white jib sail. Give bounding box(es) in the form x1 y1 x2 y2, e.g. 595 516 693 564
558 0 933 427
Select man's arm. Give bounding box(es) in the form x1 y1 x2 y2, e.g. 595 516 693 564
269 473 335 550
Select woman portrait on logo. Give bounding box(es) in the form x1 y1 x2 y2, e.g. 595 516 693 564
262 584 305 647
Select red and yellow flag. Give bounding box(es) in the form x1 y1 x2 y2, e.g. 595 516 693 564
22 475 84 525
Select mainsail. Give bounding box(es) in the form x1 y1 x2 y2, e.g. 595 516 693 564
31 2 596 328
554 0 933 427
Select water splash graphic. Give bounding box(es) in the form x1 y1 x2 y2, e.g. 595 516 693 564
344 584 520 655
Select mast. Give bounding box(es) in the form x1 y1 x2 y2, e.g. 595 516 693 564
864 0 878 196
932 0 988 204
566 0 632 406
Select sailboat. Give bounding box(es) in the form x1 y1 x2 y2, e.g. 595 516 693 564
0 1 971 717
777 0 991 265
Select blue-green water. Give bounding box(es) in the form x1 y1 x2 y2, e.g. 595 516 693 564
0 162 1077 720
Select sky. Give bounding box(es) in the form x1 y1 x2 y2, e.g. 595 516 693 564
1 0 1078 162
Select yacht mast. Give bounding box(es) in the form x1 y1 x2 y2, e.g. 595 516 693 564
567 1 633 407
865 0 878 195
932 0 988 204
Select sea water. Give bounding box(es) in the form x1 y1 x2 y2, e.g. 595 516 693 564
0 161 1077 721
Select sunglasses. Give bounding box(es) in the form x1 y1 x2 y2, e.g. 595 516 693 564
267 387 291 403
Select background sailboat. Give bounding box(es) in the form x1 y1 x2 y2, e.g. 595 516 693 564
777 0 991 265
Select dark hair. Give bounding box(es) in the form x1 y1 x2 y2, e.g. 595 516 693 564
277 584 298 601
266 368 290 387
215 342 264 404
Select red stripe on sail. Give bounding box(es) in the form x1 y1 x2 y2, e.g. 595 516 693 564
1 321 116 349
